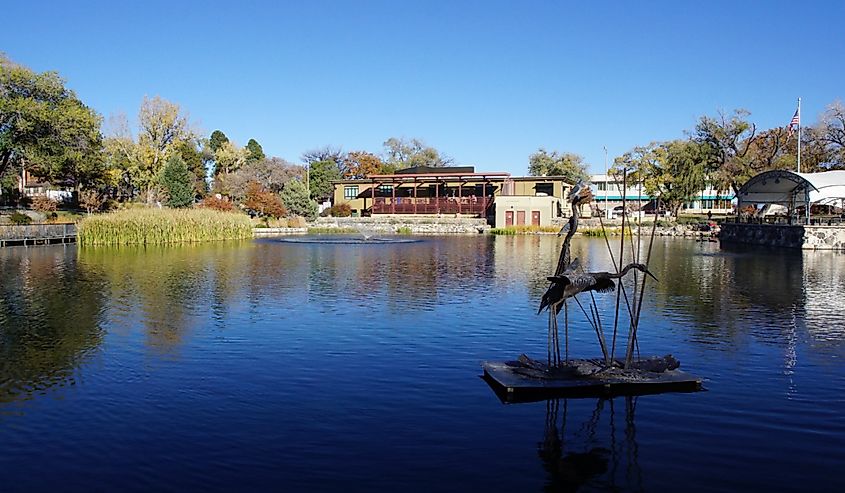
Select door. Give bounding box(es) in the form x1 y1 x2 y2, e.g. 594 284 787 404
516 210 526 226
505 211 514 227
531 210 540 226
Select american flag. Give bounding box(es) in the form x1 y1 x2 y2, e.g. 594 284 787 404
786 107 800 137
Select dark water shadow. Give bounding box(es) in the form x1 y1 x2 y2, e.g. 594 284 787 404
538 397 643 492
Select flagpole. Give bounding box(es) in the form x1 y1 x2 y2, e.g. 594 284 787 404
797 97 802 173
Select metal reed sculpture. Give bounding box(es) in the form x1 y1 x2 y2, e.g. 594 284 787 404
538 180 658 369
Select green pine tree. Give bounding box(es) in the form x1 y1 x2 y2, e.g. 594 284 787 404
160 154 194 208
280 179 318 220
246 138 265 163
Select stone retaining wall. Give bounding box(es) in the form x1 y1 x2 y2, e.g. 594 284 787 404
313 216 490 234
720 223 845 250
253 227 308 236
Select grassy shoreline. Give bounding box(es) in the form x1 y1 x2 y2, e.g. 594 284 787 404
78 208 253 245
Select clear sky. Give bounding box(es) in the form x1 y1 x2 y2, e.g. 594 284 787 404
3 0 843 175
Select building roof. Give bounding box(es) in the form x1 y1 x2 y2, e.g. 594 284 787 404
393 165 476 175
738 170 845 206
367 171 511 180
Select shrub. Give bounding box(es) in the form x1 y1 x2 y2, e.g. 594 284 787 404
79 189 104 214
287 216 307 228
78 208 253 245
396 226 412 235
32 195 58 212
243 181 286 218
198 195 235 212
10 211 32 225
327 203 352 217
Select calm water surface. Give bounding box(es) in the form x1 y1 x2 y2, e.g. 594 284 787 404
1 236 844 492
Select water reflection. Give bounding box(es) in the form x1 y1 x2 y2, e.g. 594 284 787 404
78 243 260 352
278 237 497 314
0 246 105 404
538 397 642 492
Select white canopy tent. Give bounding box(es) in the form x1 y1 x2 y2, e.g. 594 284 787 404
737 170 845 221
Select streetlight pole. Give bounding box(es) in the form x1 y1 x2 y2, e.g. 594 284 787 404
603 146 609 219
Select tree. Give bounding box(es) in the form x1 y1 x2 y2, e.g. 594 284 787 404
242 181 286 218
693 109 757 194
383 137 453 168
301 145 345 165
613 140 709 217
79 189 103 214
223 156 303 201
102 113 140 200
528 149 589 183
209 130 229 153
308 159 341 202
246 138 265 163
213 140 247 176
744 127 790 171
817 100 845 167
174 140 207 197
159 154 193 208
0 54 105 188
135 95 195 202
280 179 318 220
344 150 387 178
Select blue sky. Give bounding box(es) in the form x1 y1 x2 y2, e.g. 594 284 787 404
3 0 843 175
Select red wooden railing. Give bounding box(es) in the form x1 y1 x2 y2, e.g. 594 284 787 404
371 197 491 215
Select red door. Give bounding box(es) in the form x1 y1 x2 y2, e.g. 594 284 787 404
505 211 514 227
531 210 540 226
516 210 526 226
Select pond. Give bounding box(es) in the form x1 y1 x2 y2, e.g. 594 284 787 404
1 236 844 492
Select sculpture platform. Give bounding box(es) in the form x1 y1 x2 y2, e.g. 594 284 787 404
482 354 702 403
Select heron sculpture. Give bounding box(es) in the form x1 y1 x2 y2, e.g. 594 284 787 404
554 182 593 275
540 181 658 369
539 263 657 314
542 181 593 368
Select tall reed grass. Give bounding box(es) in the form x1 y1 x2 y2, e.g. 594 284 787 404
78 208 253 245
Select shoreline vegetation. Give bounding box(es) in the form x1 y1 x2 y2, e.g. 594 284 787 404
78 209 253 245
487 223 716 237
489 225 634 236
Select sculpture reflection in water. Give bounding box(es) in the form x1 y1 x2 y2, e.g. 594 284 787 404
538 397 643 492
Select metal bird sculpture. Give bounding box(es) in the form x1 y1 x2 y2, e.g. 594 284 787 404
554 182 594 275
543 181 596 368
539 263 657 315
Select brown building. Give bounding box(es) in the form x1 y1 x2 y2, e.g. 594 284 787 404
331 166 574 226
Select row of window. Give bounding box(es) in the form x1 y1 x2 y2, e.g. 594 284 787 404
684 199 733 210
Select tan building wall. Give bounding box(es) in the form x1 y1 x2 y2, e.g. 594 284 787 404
494 195 562 228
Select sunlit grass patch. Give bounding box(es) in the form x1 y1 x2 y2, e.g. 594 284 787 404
78 208 253 245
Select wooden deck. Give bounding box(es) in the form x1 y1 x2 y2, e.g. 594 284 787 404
0 223 77 247
371 196 491 215
482 356 703 403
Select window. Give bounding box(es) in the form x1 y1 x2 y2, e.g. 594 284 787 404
597 182 606 191
344 186 358 200
535 183 554 196
378 185 393 194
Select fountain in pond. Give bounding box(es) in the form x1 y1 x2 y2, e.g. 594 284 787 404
275 225 420 244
